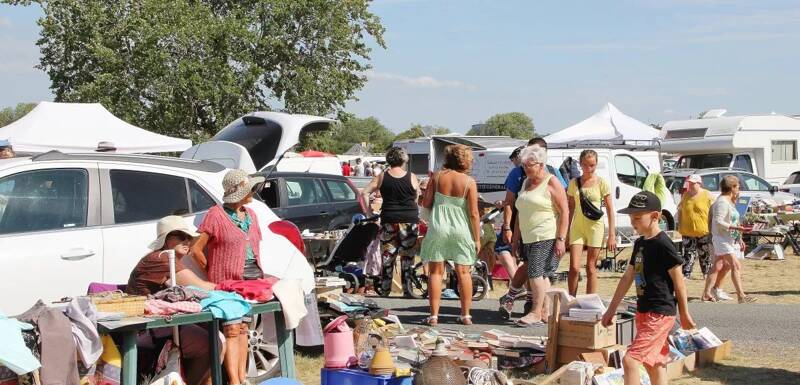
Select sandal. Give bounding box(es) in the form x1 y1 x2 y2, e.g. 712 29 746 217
738 296 757 304
423 315 438 326
701 295 718 303
514 317 543 327
458 315 473 325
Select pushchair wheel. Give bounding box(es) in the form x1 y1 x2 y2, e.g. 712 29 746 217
458 274 489 301
405 262 429 299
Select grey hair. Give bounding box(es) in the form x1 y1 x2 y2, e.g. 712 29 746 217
385 147 409 167
519 144 547 165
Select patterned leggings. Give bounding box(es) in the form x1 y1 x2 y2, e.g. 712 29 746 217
378 222 419 291
681 234 712 278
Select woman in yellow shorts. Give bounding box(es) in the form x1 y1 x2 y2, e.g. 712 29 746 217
567 150 616 295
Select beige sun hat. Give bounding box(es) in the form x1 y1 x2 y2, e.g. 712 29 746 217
222 169 266 204
148 215 200 250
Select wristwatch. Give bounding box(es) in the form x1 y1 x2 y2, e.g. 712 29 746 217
556 236 566 242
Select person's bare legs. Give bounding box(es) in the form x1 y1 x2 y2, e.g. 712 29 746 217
644 363 668 385
496 251 518 281
622 354 642 385
585 247 601 294
223 324 241 385
519 276 548 323
568 244 583 296
511 263 528 288
713 261 731 291
702 255 724 300
540 275 553 320
427 262 444 322
722 254 747 299
455 263 473 323
238 323 248 381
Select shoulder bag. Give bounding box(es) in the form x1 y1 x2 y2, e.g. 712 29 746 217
576 177 604 221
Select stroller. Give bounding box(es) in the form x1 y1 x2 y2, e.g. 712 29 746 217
314 214 381 292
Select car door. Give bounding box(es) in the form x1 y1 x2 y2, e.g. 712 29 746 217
735 172 773 201
0 165 103 315
99 166 212 284
278 176 333 232
613 154 649 230
321 177 362 230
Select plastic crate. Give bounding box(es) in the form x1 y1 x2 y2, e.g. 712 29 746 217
321 368 413 385
616 312 636 346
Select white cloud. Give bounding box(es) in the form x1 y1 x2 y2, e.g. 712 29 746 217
365 70 477 90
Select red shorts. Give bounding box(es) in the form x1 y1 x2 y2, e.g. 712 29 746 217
626 312 676 367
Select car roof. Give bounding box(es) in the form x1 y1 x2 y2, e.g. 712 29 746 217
664 167 753 177
27 151 227 173
256 170 348 180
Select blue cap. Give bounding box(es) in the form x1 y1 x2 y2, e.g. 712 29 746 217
0 139 10 148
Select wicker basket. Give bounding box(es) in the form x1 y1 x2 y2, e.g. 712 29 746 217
90 291 146 317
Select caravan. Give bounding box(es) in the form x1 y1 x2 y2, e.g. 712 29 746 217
661 111 800 185
393 135 527 176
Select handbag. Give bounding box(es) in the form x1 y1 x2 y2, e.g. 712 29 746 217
576 177 604 221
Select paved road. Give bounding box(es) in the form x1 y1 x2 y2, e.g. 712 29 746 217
372 297 800 348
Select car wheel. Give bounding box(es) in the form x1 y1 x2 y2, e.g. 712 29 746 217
247 313 281 382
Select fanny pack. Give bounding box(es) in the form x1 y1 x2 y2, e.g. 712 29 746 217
577 177 604 221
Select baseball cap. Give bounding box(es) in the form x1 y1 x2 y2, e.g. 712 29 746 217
618 191 661 214
0 139 11 148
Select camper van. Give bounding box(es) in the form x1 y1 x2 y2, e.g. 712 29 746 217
661 111 800 185
473 142 677 232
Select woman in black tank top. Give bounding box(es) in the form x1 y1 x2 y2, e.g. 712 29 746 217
361 147 421 294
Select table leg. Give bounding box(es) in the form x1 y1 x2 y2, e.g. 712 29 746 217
209 319 223 385
274 312 296 379
121 332 138 385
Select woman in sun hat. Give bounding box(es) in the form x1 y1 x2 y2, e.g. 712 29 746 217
192 168 265 385
125 215 217 385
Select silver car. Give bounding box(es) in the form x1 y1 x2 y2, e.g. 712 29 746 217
663 167 796 206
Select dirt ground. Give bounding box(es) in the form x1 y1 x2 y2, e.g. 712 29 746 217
294 249 800 384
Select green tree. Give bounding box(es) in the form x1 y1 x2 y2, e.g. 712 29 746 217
467 112 535 139
4 0 385 140
0 103 37 127
393 124 450 141
298 115 393 154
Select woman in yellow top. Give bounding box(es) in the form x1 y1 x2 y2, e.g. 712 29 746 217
677 174 715 280
567 150 616 296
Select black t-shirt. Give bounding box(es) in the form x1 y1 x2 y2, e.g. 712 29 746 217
629 231 683 316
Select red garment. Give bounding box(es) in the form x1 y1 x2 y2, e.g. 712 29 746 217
215 277 279 302
198 205 263 283
342 163 351 176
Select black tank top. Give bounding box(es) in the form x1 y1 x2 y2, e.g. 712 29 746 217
379 170 419 224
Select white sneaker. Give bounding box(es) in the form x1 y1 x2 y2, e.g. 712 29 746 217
714 288 733 301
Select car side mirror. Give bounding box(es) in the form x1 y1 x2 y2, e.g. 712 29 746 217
769 185 778 195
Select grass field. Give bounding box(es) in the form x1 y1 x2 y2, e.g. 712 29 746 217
292 249 800 384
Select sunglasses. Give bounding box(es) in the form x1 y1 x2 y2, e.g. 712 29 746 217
166 231 192 241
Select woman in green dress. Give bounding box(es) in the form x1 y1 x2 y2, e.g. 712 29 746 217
419 144 481 325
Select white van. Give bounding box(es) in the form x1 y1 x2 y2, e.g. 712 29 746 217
473 143 677 232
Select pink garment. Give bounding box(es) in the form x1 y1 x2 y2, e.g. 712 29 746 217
145 299 202 316
364 237 382 276
215 277 279 302
199 205 263 283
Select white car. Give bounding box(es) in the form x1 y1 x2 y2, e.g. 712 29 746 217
779 171 800 197
663 168 797 206
0 112 335 316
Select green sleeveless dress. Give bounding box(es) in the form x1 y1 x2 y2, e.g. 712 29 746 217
420 185 477 266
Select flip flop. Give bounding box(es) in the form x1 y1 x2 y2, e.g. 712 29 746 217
422 315 438 326
701 295 718 303
458 315 473 325
514 318 543 327
738 296 757 304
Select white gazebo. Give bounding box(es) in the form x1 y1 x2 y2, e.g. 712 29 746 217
0 101 192 154
545 103 659 144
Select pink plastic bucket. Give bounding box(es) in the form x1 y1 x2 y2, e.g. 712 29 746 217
323 315 356 368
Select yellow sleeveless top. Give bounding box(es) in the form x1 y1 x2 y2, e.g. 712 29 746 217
515 175 557 243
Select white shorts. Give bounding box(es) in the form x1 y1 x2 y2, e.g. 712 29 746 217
712 237 739 257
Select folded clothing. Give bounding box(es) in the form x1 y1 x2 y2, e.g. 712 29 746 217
200 290 252 321
145 299 202 316
152 286 209 303
215 277 279 302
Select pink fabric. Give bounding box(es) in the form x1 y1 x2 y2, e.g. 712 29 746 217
145 299 202 316
199 205 263 283
626 312 676 367
215 277 278 302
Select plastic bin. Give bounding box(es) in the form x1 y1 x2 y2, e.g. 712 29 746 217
616 312 636 346
321 368 413 385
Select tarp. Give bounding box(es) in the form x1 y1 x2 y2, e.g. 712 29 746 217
0 101 192 154
545 103 660 143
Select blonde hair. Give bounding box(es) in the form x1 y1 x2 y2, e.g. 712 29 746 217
443 144 473 172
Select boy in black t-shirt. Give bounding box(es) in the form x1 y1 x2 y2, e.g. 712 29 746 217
602 191 696 385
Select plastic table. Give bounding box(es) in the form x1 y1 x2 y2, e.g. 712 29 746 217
97 301 295 385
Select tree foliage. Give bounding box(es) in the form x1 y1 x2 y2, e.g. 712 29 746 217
467 112 535 139
0 103 37 127
298 115 394 154
3 0 385 139
393 124 450 141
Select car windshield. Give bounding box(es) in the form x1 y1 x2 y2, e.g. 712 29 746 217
676 154 732 169
664 176 686 195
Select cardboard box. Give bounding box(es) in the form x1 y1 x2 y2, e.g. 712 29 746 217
556 344 626 365
683 352 697 372
557 318 617 349
696 340 732 367
665 357 685 380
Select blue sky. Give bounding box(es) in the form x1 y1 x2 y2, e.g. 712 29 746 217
2 0 800 135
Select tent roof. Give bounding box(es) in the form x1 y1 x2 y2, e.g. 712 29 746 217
0 101 192 154
545 103 659 144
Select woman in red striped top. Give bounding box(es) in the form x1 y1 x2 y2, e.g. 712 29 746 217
192 169 266 385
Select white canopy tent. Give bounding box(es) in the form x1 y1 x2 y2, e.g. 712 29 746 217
0 101 192 154
545 103 660 144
